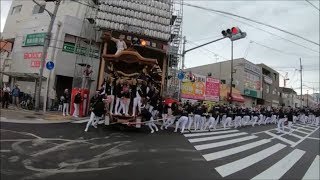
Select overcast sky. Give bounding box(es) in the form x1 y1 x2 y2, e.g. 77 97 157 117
1 0 319 95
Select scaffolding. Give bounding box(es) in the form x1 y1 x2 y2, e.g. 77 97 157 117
72 0 100 90
166 0 183 99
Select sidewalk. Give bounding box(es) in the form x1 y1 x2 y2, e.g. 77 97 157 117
0 106 88 122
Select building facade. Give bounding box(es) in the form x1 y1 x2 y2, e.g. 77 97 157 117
279 87 299 107
2 0 104 104
257 64 281 107
187 58 263 107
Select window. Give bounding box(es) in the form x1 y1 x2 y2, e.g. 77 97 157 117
266 84 270 93
33 4 46 14
221 80 226 84
11 5 22 15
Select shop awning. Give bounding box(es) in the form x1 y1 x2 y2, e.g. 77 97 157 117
220 84 245 103
0 71 47 81
231 93 245 102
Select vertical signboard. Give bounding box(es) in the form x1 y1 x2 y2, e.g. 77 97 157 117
205 77 220 102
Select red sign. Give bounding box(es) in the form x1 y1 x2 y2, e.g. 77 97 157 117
30 60 41 67
24 52 47 59
205 77 220 102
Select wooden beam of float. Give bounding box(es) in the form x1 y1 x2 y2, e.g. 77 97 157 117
102 48 158 66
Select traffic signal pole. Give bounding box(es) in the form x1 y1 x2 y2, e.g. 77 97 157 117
34 0 61 112
230 40 233 105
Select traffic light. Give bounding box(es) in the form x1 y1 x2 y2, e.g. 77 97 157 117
222 27 246 41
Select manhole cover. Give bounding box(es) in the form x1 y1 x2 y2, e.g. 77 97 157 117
25 116 36 119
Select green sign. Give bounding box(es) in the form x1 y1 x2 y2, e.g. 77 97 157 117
62 42 99 58
23 33 46 47
244 89 258 98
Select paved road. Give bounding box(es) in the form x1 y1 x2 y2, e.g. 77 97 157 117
1 120 319 180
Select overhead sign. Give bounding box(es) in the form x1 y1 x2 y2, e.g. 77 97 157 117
22 33 46 47
62 42 99 58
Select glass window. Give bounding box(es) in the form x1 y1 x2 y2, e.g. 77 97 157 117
33 4 46 14
11 5 22 15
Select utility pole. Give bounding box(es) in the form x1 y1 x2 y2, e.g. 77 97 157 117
181 36 186 70
307 90 309 107
300 58 302 107
229 40 233 105
34 0 61 112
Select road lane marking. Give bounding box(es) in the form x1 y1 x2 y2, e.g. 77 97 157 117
188 132 247 143
203 139 270 161
252 149 305 180
215 143 286 177
302 155 320 180
194 135 258 150
184 128 231 133
265 131 295 146
291 126 320 147
306 137 320 140
184 130 239 137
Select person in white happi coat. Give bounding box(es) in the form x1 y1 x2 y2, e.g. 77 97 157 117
111 34 127 55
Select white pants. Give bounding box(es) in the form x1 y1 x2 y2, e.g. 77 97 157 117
258 115 265 125
200 116 206 130
313 117 319 126
115 97 121 114
85 112 99 131
205 117 216 130
164 116 175 129
271 115 277 124
122 98 130 115
264 117 271 124
187 115 194 130
251 116 259 127
300 114 305 124
287 121 293 133
221 115 227 125
224 117 232 129
146 117 158 133
107 95 114 114
234 116 242 128
277 118 286 133
149 105 154 113
160 114 168 129
175 116 188 133
242 115 250 125
63 103 69 116
132 96 142 116
73 103 79 117
194 115 201 131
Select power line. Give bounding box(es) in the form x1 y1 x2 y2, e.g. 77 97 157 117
183 2 320 46
305 0 320 11
250 40 319 59
204 10 320 54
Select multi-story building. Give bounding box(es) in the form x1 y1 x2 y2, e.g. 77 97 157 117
279 87 299 107
298 94 318 108
2 0 100 101
2 0 180 106
257 63 281 107
187 58 263 107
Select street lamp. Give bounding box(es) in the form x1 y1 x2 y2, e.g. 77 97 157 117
222 27 247 104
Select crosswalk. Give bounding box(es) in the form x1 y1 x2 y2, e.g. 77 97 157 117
183 124 320 179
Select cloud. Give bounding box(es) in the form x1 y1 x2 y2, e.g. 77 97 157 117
183 1 319 94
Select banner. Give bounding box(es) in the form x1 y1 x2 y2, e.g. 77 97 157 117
205 77 220 101
181 73 220 102
181 74 206 100
22 33 46 47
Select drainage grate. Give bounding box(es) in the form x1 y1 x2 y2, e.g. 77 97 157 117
25 116 36 119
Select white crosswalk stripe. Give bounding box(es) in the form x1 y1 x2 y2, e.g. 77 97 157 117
188 132 247 143
182 126 318 179
203 139 270 161
184 129 239 137
194 135 257 150
215 143 287 177
252 149 305 180
302 155 320 180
